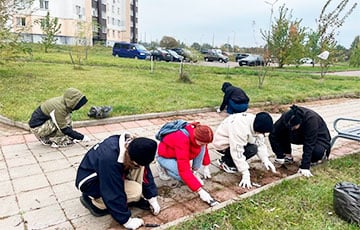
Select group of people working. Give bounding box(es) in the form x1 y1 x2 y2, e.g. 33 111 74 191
28 85 331 229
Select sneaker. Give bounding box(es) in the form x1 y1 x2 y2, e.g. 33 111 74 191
275 156 294 165
156 162 171 181
39 137 52 146
80 195 109 217
217 159 237 174
128 197 151 210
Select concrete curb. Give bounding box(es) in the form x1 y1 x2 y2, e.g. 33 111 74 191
1 93 358 132
154 173 301 229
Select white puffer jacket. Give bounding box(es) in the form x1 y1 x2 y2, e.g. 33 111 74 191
212 113 270 173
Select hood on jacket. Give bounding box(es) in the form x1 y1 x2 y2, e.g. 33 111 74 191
221 82 232 92
63 88 87 110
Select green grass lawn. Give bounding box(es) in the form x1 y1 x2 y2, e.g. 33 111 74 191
170 153 360 230
0 44 359 122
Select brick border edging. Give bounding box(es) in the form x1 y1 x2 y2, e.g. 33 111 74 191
1 93 359 131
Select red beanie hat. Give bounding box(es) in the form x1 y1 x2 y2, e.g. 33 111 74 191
193 123 213 143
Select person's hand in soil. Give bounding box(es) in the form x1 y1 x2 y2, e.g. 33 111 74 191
239 170 252 189
263 158 277 173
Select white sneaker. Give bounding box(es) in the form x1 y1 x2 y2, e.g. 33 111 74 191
156 162 171 181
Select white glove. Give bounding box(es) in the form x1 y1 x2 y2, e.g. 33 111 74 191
216 108 221 113
263 159 277 173
123 217 144 230
193 171 204 185
203 165 211 179
198 188 219 206
82 135 91 142
148 197 160 215
239 170 252 189
298 168 313 177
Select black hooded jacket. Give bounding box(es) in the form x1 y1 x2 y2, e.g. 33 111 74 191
219 82 249 111
269 106 331 169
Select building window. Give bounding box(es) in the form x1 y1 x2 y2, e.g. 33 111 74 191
16 17 26 26
76 5 82 19
92 8 98 17
39 0 49 10
17 0 26 9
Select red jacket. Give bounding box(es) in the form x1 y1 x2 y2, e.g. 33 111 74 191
157 124 211 191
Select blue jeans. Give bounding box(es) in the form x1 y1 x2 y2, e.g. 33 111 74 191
156 146 205 181
227 99 248 114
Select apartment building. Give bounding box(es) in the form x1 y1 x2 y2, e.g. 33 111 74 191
12 0 138 46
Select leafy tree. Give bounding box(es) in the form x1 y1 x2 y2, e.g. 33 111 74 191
190 42 201 51
315 0 357 78
36 11 61 53
349 35 360 67
262 4 305 68
287 22 306 65
304 30 321 66
159 36 179 48
201 43 212 52
0 0 33 63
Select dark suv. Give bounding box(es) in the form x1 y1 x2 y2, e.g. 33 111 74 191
238 55 265 66
204 51 228 63
150 48 172 62
235 53 250 62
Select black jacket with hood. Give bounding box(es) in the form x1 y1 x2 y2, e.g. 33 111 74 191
219 82 249 111
269 106 331 169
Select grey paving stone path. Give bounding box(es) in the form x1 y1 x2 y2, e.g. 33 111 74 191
0 98 359 230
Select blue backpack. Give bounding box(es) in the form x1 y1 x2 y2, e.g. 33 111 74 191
155 120 189 141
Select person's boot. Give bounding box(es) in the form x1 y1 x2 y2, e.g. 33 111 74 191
80 194 109 217
128 197 151 210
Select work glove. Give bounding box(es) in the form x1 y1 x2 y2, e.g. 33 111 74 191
198 188 219 207
147 197 160 215
216 108 221 113
239 170 252 189
193 171 204 185
123 217 144 230
82 135 91 142
298 168 313 177
263 159 277 173
203 165 211 179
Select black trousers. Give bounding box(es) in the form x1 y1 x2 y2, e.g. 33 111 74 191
217 143 258 167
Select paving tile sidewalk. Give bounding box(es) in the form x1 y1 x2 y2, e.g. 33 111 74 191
0 98 359 230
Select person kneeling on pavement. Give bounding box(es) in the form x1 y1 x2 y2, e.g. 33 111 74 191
156 122 219 206
212 112 277 189
269 105 331 177
28 88 91 148
75 133 160 230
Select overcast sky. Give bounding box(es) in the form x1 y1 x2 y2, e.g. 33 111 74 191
138 0 359 49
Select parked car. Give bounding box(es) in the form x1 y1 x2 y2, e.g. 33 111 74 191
238 55 265 66
204 51 229 63
171 48 198 62
166 49 184 62
150 48 172 62
299 57 314 64
112 42 150 59
235 53 250 62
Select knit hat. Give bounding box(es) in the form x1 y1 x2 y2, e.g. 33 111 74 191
194 124 214 143
128 137 157 166
253 112 273 133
